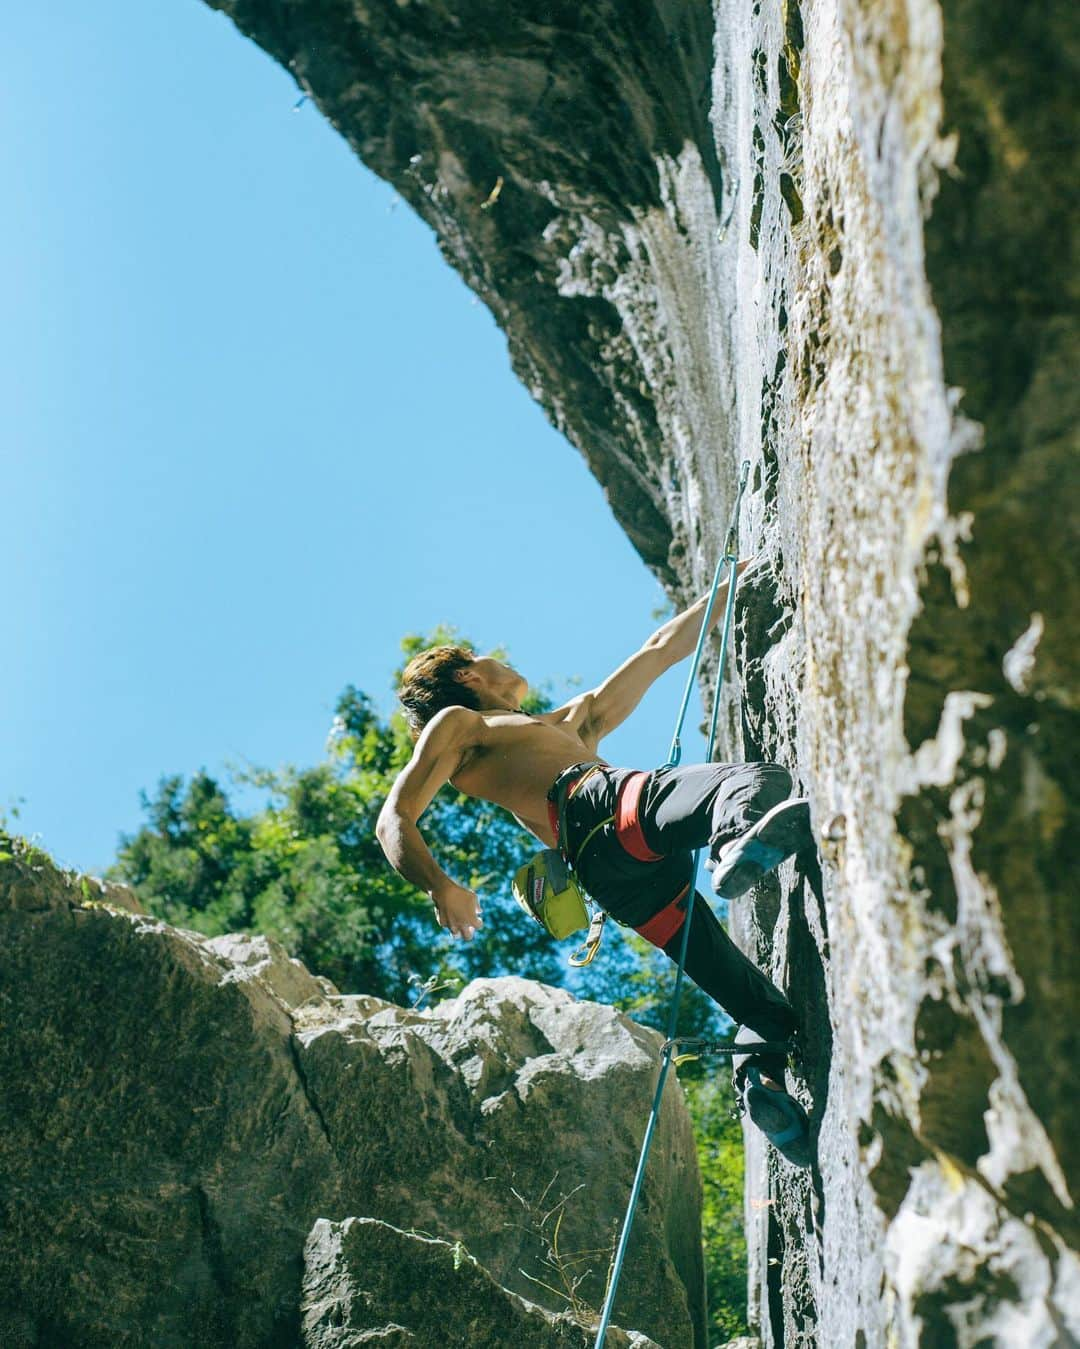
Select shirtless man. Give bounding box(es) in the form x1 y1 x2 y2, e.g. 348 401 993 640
376 572 814 1164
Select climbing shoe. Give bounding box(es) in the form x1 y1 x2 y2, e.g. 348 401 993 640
709 797 812 899
740 1065 812 1168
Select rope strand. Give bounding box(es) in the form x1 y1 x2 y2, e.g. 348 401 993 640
592 460 749 1348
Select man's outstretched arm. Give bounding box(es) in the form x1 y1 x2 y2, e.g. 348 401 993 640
375 706 485 941
586 559 751 741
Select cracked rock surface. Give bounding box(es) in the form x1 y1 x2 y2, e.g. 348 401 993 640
198 0 1078 1344
301 1217 661 1348
0 848 699 1347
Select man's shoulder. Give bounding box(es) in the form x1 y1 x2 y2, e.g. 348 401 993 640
425 705 485 741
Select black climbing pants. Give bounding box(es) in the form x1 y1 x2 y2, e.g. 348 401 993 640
557 761 798 1081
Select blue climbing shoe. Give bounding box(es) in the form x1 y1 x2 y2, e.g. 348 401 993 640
741 1066 812 1168
709 797 812 899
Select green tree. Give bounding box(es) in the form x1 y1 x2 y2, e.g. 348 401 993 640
113 630 727 1017
682 1071 750 1341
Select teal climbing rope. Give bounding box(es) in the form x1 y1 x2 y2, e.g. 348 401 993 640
592 459 750 1349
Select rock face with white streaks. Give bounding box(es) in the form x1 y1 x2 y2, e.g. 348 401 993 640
198 0 1078 1344
0 843 700 1347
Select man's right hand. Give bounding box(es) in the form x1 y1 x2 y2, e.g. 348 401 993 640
432 882 484 941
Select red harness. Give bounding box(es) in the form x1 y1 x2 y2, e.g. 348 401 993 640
616 771 692 946
549 768 690 951
632 883 691 947
613 770 662 861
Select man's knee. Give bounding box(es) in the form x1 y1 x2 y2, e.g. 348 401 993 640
753 762 792 812
763 761 792 792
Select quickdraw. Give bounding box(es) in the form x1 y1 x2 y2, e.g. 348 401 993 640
661 1034 799 1069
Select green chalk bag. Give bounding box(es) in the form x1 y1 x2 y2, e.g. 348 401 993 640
511 849 590 940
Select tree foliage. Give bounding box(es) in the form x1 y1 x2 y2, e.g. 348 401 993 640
682 1073 751 1342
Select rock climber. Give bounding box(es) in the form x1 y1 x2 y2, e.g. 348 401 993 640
375 566 814 1166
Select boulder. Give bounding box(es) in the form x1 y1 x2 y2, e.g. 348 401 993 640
0 843 702 1346
291 975 703 1343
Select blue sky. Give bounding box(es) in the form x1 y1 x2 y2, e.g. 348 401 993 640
3 1 704 874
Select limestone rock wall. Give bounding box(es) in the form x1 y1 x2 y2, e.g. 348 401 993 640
721 3 1078 1344
196 1 1078 1344
0 843 699 1347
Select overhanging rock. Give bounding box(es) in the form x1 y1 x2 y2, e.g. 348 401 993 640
203 0 739 588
